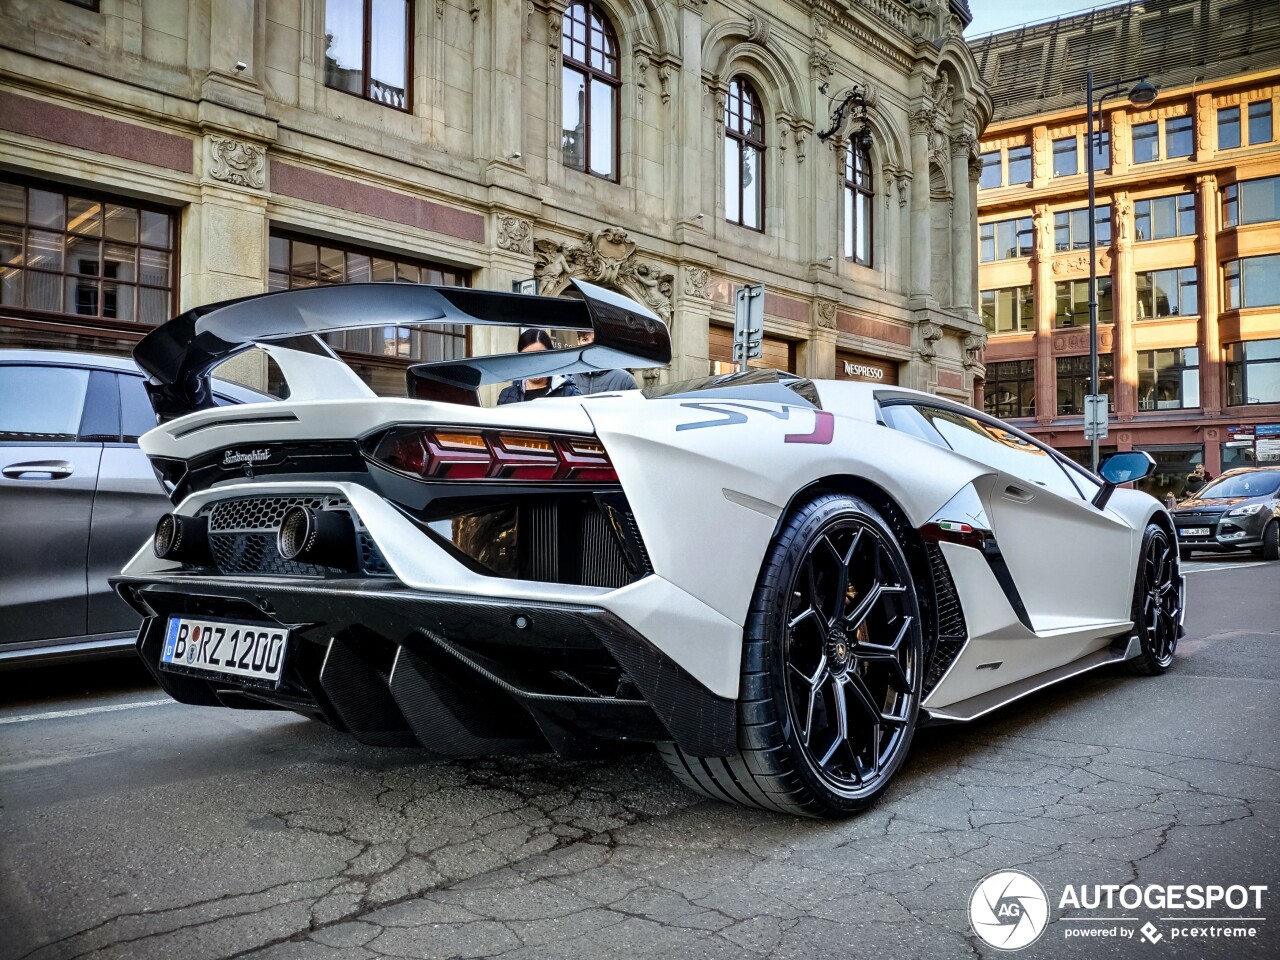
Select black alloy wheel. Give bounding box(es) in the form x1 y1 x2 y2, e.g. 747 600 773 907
1127 523 1182 675
658 493 924 817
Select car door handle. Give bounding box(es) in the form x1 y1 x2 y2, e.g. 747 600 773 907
1003 483 1035 503
2 460 74 480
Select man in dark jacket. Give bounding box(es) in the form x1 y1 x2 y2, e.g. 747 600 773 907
497 329 582 404
571 329 638 394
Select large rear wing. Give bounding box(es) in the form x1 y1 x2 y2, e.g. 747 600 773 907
133 278 670 420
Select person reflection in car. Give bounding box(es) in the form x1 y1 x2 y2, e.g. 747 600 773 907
497 328 581 404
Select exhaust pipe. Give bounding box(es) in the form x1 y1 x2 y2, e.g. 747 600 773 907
153 513 212 565
277 505 358 571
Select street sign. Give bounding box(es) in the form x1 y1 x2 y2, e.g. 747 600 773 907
1083 393 1109 441
733 283 764 372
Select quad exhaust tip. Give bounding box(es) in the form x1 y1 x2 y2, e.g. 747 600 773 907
277 505 358 571
153 513 212 565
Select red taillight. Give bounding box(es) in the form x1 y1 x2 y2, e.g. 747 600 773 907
369 427 618 483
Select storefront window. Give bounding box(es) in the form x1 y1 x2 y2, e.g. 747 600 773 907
984 359 1035 418
1226 339 1280 405
0 177 175 325
1056 354 1114 416
1137 347 1199 410
1136 445 1204 501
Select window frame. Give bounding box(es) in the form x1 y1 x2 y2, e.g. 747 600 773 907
560 0 622 183
1165 115 1193 159
322 0 413 113
1226 338 1280 406
1054 277 1112 329
1223 175 1280 228
724 76 766 232
843 139 874 266
1137 347 1200 411
1051 136 1079 177
983 359 1036 419
1053 203 1110 252
1006 145 1032 185
978 150 1002 189
1055 353 1115 417
0 174 178 328
1218 105 1241 150
1223 254 1280 310
1248 100 1273 146
1133 192 1196 241
981 285 1035 334
980 215 1034 262
1132 120 1160 164
1135 267 1198 319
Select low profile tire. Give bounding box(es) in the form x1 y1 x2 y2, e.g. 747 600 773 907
1127 523 1182 676
658 493 924 818
1263 520 1280 562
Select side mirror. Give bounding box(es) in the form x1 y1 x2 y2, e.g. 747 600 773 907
1093 450 1156 509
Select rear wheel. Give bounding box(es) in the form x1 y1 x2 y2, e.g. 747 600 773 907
1127 524 1182 675
658 493 923 818
1262 520 1279 561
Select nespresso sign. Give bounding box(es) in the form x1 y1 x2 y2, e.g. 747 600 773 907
837 352 898 384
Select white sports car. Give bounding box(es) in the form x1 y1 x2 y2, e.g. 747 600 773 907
115 282 1184 818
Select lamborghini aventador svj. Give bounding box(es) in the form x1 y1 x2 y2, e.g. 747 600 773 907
111 280 1185 818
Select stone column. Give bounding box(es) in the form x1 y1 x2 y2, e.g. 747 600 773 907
908 109 933 300
674 266 713 382
950 136 973 310
201 0 266 114
490 0 525 162
1032 204 1055 424
677 0 705 221
800 301 838 379
1112 190 1137 421
1196 174 1222 416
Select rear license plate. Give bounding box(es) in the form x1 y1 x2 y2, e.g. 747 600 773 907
1181 527 1211 538
159 616 288 688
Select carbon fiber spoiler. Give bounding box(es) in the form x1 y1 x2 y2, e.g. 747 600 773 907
133 278 670 419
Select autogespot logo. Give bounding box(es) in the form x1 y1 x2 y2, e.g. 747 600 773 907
970 870 1050 951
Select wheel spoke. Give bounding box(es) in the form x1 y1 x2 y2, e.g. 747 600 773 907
843 671 882 725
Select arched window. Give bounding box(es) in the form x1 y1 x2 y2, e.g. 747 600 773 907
561 1 620 181
724 77 764 230
844 139 873 265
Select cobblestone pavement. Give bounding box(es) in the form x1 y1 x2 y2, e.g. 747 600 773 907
2 556 1276 959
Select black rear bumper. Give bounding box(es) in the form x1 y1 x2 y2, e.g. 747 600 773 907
112 575 735 758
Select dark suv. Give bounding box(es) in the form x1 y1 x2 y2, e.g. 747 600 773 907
0 350 269 666
1171 466 1280 561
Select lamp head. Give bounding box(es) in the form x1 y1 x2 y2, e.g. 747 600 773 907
1127 78 1158 106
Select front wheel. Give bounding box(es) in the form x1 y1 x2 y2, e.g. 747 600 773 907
658 493 923 818
1127 524 1182 675
1262 520 1279 561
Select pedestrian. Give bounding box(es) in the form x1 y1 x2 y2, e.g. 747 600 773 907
497 328 581 404
1185 463 1212 495
1163 491 1177 510
571 328 638 394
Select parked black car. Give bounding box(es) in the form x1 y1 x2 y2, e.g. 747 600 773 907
0 350 269 666
1172 466 1280 561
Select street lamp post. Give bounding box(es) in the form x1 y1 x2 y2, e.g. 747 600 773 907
1084 71 1158 472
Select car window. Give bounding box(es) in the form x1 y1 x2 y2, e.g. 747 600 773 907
880 403 950 449
911 404 1084 500
120 374 159 442
1198 473 1280 499
0 365 91 442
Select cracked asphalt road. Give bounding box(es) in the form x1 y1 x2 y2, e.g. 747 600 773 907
2 556 1277 959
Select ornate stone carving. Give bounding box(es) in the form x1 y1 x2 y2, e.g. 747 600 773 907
746 14 770 45
909 109 935 136
635 52 650 104
930 74 955 125
794 128 806 163
892 169 910 207
657 64 672 104
534 229 676 322
812 14 828 40
816 301 837 329
1114 194 1132 247
962 333 987 369
439 0 446 19
918 320 943 360
684 266 709 299
468 0 479 20
523 0 531 34
547 11 562 63
809 50 834 81
951 134 975 159
1196 97 1212 152
1051 251 1111 275
496 215 533 255
209 136 265 189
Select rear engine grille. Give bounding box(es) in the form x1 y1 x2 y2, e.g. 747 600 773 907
924 543 967 695
198 495 392 578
